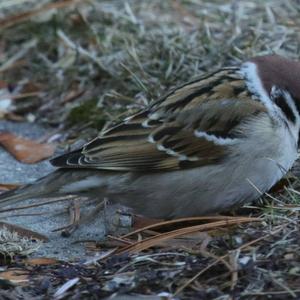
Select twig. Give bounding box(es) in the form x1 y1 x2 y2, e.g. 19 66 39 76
174 255 226 296
241 289 300 297
53 199 105 233
0 0 85 29
11 92 41 100
0 39 37 72
173 226 285 297
106 235 133 245
121 215 246 239
0 195 77 214
229 249 240 290
246 178 282 204
118 217 261 253
61 198 81 237
269 273 297 298
57 29 114 78
0 0 37 10
201 249 234 276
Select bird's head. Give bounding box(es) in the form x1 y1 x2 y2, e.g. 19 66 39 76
241 54 300 127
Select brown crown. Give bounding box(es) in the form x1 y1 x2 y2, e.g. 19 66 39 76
249 54 300 102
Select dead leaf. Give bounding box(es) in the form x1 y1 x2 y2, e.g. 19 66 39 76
0 221 49 241
0 132 55 164
23 257 58 266
0 183 21 192
0 270 29 284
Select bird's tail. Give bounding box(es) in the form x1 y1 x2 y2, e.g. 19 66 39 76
0 169 102 211
0 169 76 211
0 175 54 210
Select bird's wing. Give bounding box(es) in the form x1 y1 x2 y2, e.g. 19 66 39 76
50 68 267 171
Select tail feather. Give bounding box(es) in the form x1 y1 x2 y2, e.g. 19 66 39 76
0 169 102 210
0 183 46 207
0 171 63 209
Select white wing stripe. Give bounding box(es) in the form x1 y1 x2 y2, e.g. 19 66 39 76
194 130 238 145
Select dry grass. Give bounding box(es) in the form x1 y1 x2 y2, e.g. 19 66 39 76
2 0 300 131
1 0 300 299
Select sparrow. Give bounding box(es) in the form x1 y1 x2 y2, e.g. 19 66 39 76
0 54 300 219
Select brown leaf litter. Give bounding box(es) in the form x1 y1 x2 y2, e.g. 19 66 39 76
0 132 55 164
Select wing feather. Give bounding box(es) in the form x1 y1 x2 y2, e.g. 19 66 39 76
50 67 267 171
